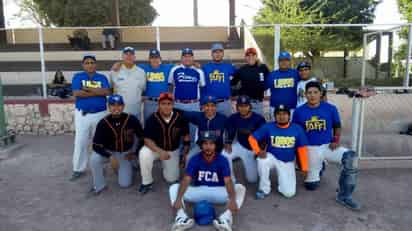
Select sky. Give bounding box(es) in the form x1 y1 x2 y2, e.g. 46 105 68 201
2 0 406 28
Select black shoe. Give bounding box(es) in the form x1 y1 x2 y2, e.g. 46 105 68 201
69 171 84 181
138 183 153 194
86 186 107 198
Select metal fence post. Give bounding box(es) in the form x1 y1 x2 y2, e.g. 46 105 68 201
156 26 160 51
0 77 6 138
404 24 412 87
38 26 47 99
361 34 367 87
274 24 280 70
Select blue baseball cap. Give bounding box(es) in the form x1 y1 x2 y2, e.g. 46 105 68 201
182 48 194 56
82 53 96 62
200 95 217 106
193 201 216 225
211 43 224 52
198 131 217 144
278 51 291 60
274 104 290 114
122 46 135 54
108 94 124 105
149 48 161 58
237 95 251 105
297 61 311 70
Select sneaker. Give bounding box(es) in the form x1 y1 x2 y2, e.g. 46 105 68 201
85 186 107 198
336 196 361 211
213 217 232 231
138 183 153 195
69 171 84 181
171 217 194 231
255 190 269 200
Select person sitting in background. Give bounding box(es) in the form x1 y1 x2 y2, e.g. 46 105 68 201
68 29 90 50
49 69 71 98
102 27 118 50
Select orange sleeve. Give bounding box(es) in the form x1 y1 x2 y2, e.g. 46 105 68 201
297 146 309 172
248 135 261 155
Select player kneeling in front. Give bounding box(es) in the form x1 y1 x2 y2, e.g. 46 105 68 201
89 95 144 196
249 105 309 199
292 81 361 210
169 132 246 231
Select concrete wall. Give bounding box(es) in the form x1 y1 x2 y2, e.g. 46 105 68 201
6 27 230 44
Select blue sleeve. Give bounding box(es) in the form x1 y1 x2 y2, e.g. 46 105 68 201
137 64 147 71
295 125 308 147
221 157 231 177
185 158 197 177
100 75 110 89
257 115 266 129
331 105 341 128
225 116 236 144
264 72 272 90
291 109 300 125
164 64 174 76
252 124 267 142
71 74 82 91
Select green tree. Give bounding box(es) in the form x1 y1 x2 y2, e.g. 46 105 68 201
19 0 157 26
253 0 377 78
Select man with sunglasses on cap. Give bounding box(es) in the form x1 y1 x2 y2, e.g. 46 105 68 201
138 49 175 122
138 92 191 194
224 95 266 184
201 43 237 116
70 54 111 181
88 94 144 196
168 48 206 143
110 46 146 120
231 47 270 116
169 132 246 231
265 51 300 120
292 81 361 210
296 61 327 107
249 104 309 199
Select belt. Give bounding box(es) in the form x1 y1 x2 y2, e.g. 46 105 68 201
78 109 104 116
250 99 263 103
146 97 159 102
216 98 228 103
175 99 199 104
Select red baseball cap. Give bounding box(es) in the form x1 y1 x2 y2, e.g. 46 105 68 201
158 92 174 102
245 48 257 56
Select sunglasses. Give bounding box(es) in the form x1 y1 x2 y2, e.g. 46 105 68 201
84 61 96 65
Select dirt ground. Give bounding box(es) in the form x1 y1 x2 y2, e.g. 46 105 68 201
0 135 411 231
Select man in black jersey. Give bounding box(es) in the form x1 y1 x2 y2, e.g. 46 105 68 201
88 94 144 196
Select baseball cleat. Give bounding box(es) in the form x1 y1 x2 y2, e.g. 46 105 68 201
69 171 84 181
171 217 194 231
255 190 269 200
138 183 153 195
336 197 361 211
85 186 107 198
213 218 232 231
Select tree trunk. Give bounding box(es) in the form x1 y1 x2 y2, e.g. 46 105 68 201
0 0 6 46
343 48 348 79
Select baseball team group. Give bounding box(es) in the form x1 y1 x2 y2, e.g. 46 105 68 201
69 43 360 231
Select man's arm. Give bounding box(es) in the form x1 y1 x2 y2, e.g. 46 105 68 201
224 177 239 213
181 134 191 166
82 87 111 96
144 138 170 160
173 175 192 210
329 127 342 150
72 90 95 98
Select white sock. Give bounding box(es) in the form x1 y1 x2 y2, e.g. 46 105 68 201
176 209 188 220
219 210 233 222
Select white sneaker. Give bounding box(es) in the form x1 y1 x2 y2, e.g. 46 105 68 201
213 218 232 231
171 217 194 231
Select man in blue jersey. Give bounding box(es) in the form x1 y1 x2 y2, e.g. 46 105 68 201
202 43 237 116
266 51 300 120
70 54 111 181
169 48 206 142
292 81 361 210
139 49 175 122
181 95 227 165
249 104 309 199
223 95 266 183
169 132 246 231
